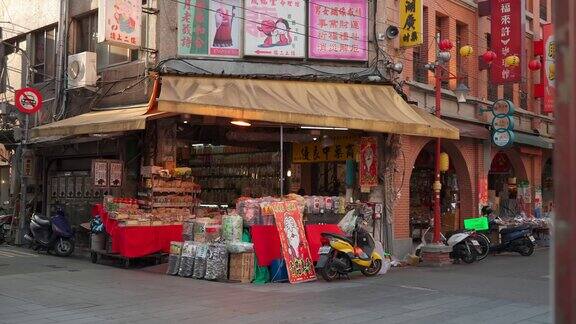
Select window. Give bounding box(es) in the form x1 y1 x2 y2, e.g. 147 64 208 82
486 33 498 101
75 12 141 69
32 27 56 84
456 23 469 86
504 83 514 101
526 0 533 12
540 0 548 21
436 16 449 89
412 7 429 83
526 16 533 33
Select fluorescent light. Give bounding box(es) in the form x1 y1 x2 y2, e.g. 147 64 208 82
287 170 292 177
300 126 348 130
231 120 251 127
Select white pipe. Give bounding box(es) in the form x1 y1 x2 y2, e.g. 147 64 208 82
280 125 284 196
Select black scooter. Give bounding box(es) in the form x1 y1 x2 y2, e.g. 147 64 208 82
490 222 535 256
24 207 75 257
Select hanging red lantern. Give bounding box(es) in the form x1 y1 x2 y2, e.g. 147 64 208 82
482 50 498 64
438 39 454 51
528 59 542 71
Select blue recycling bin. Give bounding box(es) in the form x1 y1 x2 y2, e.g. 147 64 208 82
270 259 289 283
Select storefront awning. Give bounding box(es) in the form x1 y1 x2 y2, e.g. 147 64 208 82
446 119 490 139
158 77 459 140
30 105 168 139
515 132 554 149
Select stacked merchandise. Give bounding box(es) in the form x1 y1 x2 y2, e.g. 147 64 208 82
104 196 194 226
140 166 201 214
167 242 183 275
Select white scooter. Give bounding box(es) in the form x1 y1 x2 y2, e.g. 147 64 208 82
415 222 482 264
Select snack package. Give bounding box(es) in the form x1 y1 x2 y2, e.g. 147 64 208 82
204 243 228 280
222 214 243 242
193 243 209 279
166 241 183 275
178 241 198 277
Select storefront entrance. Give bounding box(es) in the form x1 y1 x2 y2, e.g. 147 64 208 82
488 151 527 218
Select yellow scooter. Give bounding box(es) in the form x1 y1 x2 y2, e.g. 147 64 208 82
316 209 383 281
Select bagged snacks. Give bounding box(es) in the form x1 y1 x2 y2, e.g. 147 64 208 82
204 243 228 280
226 242 254 253
222 214 243 242
178 241 198 277
193 243 209 279
166 241 183 275
182 220 195 241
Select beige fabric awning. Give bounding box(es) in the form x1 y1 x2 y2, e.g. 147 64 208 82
158 76 459 140
30 105 168 139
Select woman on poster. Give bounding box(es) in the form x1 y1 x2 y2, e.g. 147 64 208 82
213 5 235 47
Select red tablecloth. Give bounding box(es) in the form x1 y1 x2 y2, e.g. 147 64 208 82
93 204 182 258
250 224 343 266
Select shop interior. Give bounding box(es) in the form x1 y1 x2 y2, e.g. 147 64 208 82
409 143 460 242
488 152 519 218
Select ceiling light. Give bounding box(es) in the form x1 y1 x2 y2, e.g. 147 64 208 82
183 120 188 124
287 170 292 177
300 126 348 130
231 120 251 127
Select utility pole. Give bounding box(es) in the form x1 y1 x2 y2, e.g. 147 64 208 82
554 0 576 322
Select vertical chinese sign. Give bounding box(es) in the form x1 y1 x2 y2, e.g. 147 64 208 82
490 0 525 84
272 201 316 284
542 23 555 113
98 0 142 48
308 0 368 61
292 137 358 163
178 0 243 57
359 137 378 188
478 177 488 213
399 0 423 47
244 0 306 58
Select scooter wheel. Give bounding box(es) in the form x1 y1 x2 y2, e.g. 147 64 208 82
361 259 382 277
54 238 74 257
519 240 535 256
461 251 476 264
319 265 339 281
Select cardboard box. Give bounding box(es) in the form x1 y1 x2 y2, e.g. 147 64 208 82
228 252 254 283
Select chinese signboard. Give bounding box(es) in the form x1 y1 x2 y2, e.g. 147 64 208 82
478 177 488 213
490 99 516 148
98 0 142 48
542 23 555 113
359 137 378 188
272 201 316 284
178 0 243 57
244 0 306 58
292 137 358 163
490 0 524 84
308 0 368 61
399 0 423 47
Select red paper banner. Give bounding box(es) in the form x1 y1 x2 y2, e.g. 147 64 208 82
542 23 555 113
359 137 378 188
490 0 525 84
272 201 316 283
478 177 488 213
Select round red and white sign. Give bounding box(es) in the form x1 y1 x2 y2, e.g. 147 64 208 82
15 87 43 114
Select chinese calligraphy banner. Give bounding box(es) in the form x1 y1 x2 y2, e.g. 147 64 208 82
308 0 368 61
542 23 555 113
244 0 306 58
178 0 242 57
359 137 378 188
490 0 525 84
272 201 316 284
97 0 142 48
399 0 423 47
292 137 358 163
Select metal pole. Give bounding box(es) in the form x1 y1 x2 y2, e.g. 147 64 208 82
433 65 442 244
280 125 284 196
15 115 29 245
554 0 575 321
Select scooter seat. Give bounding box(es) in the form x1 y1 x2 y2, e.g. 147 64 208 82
321 232 353 245
500 225 530 234
32 214 51 227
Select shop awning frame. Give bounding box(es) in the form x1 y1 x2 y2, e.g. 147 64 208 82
158 76 460 140
30 105 170 139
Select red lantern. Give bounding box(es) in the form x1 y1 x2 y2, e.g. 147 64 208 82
528 59 542 71
438 39 454 51
482 51 497 64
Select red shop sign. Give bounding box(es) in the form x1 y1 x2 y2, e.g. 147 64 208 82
359 137 378 188
490 0 525 84
542 23 555 113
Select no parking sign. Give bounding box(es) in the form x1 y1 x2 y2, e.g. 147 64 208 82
15 87 43 114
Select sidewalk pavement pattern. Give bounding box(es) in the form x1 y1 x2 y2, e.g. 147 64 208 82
0 246 551 324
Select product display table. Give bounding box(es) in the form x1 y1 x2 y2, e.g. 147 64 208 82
93 204 182 258
251 224 343 266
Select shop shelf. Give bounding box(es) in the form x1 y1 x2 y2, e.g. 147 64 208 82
151 203 192 208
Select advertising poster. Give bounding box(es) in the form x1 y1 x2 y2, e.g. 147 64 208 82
98 0 142 48
109 161 123 187
178 0 243 57
308 0 368 61
542 23 555 113
244 0 306 58
272 201 316 283
359 137 378 188
478 177 488 213
490 0 524 84
92 160 108 187
399 0 423 47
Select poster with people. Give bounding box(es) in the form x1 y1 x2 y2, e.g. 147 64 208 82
244 0 306 58
178 0 242 58
272 201 316 283
308 0 368 61
98 0 142 48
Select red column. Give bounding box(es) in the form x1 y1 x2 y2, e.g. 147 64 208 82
433 65 442 243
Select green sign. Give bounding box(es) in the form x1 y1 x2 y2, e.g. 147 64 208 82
464 216 489 231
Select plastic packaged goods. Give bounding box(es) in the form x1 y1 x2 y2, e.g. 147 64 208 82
166 241 183 275
182 220 195 241
226 242 254 253
178 241 198 277
193 243 209 279
193 218 214 243
204 243 228 280
222 214 243 242
205 225 222 243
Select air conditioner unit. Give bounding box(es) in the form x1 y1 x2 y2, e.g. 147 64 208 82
67 52 97 89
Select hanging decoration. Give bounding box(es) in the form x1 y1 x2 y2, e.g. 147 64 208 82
528 59 542 71
482 50 498 64
438 39 454 51
504 55 520 68
459 45 473 58
439 153 450 172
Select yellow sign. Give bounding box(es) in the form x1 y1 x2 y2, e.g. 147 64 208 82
399 0 423 47
292 137 358 163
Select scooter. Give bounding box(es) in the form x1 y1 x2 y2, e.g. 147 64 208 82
24 207 75 257
0 213 13 244
490 222 535 256
316 207 383 281
416 224 482 264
